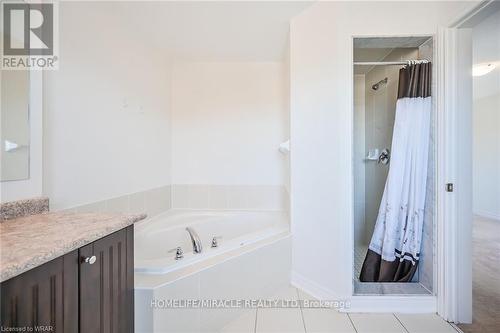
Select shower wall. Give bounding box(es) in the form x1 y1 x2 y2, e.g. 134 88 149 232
353 75 366 247
418 38 435 292
363 48 419 245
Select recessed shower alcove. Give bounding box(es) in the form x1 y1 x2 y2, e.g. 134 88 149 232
352 36 435 296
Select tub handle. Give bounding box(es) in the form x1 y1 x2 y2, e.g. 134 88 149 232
168 247 184 260
211 236 222 248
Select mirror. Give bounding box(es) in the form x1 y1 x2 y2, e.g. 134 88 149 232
1 69 30 181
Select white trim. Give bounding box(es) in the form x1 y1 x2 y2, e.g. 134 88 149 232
452 27 473 325
474 211 500 221
436 25 474 324
438 1 500 324
448 0 499 28
450 323 465 333
292 271 437 314
345 296 437 314
436 27 458 323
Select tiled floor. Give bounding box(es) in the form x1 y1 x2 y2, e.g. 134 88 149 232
354 244 368 281
221 286 460 333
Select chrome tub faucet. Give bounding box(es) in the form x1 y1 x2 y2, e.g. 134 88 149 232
186 227 203 254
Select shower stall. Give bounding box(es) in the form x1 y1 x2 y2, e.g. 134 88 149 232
352 37 435 295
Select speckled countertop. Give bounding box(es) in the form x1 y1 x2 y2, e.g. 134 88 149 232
0 212 146 282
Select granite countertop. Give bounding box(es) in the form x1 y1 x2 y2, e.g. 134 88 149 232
0 212 146 282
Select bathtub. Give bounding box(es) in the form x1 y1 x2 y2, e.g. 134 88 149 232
134 209 292 332
134 209 289 275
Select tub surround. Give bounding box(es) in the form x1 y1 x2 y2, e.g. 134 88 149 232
57 184 288 217
135 232 292 332
171 184 288 211
0 197 49 221
0 211 146 282
134 209 290 331
60 184 172 217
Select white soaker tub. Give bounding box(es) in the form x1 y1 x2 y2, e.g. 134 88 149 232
134 209 291 333
134 209 289 275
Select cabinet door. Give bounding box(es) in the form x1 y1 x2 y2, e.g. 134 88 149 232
79 226 134 333
0 251 79 333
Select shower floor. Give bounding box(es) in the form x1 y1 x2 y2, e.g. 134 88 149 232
353 244 432 295
354 244 368 281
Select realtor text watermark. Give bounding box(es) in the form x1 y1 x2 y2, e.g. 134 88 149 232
150 298 351 310
1 1 58 70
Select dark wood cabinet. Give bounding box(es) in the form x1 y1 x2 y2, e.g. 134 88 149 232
0 226 134 333
0 251 79 333
80 226 134 333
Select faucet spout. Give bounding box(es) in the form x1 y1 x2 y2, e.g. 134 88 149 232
186 227 203 254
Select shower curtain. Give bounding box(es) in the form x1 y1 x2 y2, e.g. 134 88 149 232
360 62 432 282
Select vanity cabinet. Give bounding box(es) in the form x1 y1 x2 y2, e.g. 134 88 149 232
0 225 134 333
80 226 134 333
0 251 79 332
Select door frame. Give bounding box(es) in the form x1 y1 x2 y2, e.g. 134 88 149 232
436 0 499 324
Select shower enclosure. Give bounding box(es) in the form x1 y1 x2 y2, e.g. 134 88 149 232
352 36 435 295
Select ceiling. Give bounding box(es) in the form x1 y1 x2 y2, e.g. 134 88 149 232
354 37 431 49
110 1 312 62
353 37 431 75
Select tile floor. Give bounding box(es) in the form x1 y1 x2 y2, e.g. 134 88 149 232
354 245 367 281
220 286 460 333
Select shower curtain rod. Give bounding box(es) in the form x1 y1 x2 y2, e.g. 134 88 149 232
354 60 429 66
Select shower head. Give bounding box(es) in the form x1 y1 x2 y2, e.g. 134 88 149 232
372 77 388 91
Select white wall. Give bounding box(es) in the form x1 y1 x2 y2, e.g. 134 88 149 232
419 38 436 292
171 61 288 186
472 9 500 220
13 2 291 211
43 3 172 210
289 1 477 298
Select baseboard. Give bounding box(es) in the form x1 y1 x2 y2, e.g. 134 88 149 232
291 271 338 300
291 271 437 314
450 323 465 333
474 210 500 221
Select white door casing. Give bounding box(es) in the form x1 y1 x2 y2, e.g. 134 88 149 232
435 26 473 324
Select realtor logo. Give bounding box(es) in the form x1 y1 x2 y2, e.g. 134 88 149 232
2 2 58 69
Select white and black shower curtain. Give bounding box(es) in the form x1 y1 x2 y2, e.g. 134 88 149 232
360 62 432 282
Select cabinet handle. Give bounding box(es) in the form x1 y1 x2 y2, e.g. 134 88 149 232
83 255 97 265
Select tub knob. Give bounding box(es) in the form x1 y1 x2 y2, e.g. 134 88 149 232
168 247 184 260
211 236 222 248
